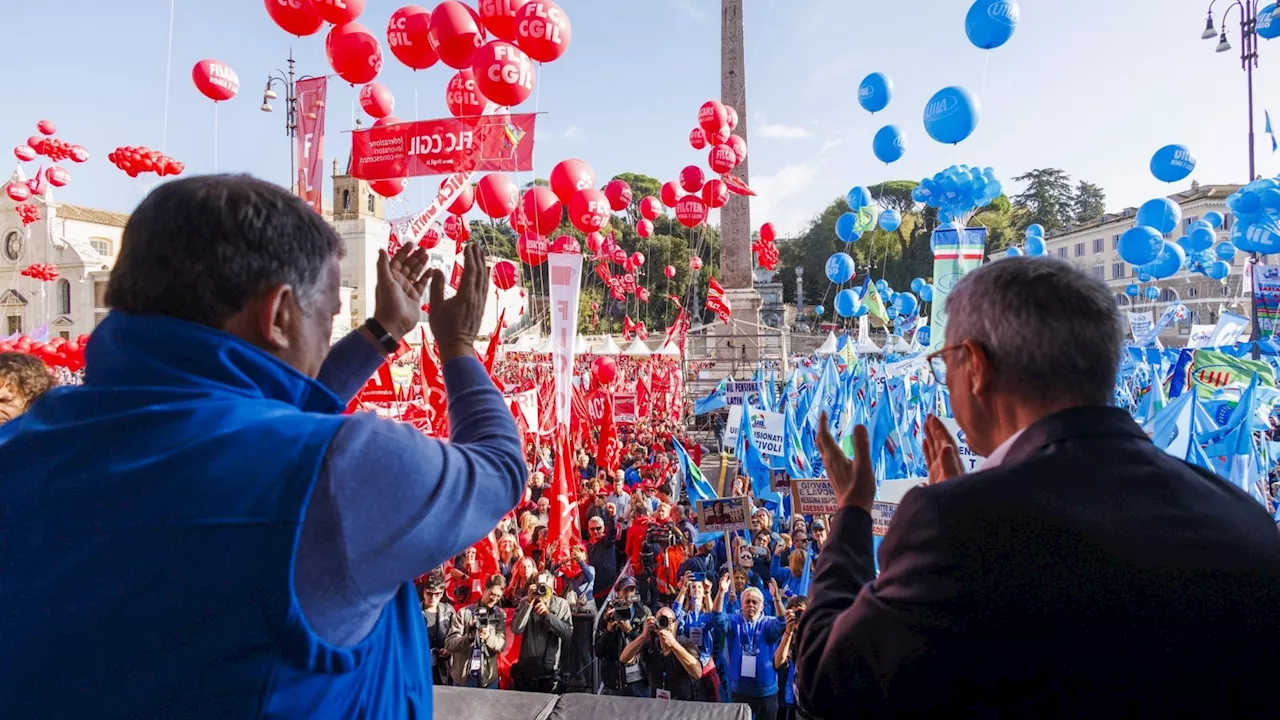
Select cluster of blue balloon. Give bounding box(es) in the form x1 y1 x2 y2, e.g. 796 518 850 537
1004 223 1045 257
912 165 1003 225
1226 176 1280 255
1116 196 1231 287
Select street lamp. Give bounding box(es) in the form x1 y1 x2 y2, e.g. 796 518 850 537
1201 0 1268 357
260 51 320 197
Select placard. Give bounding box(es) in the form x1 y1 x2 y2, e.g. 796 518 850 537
695 496 751 534
769 469 790 492
723 405 743 451
939 418 986 472
747 408 785 457
725 381 759 407
613 393 637 424
871 501 899 537
790 478 840 515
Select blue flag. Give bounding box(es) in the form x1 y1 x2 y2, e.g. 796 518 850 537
1268 110 1278 153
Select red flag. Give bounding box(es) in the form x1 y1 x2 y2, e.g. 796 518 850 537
483 308 506 376
596 392 621 474
706 277 731 325
347 362 396 412
546 427 581 562
418 329 450 437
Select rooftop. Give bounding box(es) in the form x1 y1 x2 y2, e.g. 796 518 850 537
1044 183 1242 240
55 203 130 228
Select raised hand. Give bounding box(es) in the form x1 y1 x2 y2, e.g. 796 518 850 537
815 412 875 511
374 244 432 341
426 243 491 364
922 415 965 485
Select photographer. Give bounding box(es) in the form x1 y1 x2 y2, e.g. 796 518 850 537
637 504 684 610
594 578 651 697
619 608 715 702
444 575 508 689
511 571 573 693
586 514 619 607
773 597 806 720
419 573 456 686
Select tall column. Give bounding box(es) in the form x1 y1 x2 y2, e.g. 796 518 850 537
717 0 761 358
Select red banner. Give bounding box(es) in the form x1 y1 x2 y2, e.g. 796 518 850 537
613 393 637 425
350 113 537 181
295 77 327 214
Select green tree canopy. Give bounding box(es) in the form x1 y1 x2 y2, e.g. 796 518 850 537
1072 180 1107 224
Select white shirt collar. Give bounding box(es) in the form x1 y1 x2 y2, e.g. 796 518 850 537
979 427 1027 470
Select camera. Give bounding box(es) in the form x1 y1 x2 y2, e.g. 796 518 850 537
656 615 671 630
534 582 552 598
475 605 491 624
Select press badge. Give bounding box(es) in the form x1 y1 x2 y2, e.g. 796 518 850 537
689 627 703 647
740 653 757 679
469 649 482 674
656 689 672 700
625 662 644 684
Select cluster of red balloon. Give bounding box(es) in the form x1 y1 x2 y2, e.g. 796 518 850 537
753 222 779 271
14 203 40 226
108 146 184 178
0 334 89 371
14 119 89 167
20 263 59 282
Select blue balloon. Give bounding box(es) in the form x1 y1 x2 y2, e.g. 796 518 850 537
825 252 856 284
1187 225 1215 252
1125 283 1140 297
872 125 906 164
923 86 980 144
1144 286 1161 301
879 208 901 232
919 284 934 303
965 0 1020 50
858 72 893 113
1207 260 1231 280
853 304 869 317
846 186 873 209
1006 246 1024 257
1024 235 1046 256
1118 226 1164 265
1135 198 1182 234
884 290 897 307
835 212 859 242
1025 223 1045 238
1258 3 1280 40
910 277 925 294
1148 241 1186 280
1204 210 1225 229
1137 270 1153 283
895 292 919 316
834 289 861 318
813 304 825 316
1215 241 1237 261
1150 144 1197 183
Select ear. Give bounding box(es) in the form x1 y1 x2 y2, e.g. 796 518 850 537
964 338 995 398
254 283 298 352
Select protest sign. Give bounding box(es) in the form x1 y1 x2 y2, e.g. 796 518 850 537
791 478 840 515
696 496 751 534
769 469 790 492
613 393 637 424
725 381 759 406
871 501 899 537
723 405 743 451
940 418 986 472
748 408 785 457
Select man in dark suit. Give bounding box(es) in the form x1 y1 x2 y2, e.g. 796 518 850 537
796 256 1280 719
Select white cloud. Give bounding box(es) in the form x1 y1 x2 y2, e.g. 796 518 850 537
562 125 581 139
750 162 823 237
757 124 813 140
820 138 844 153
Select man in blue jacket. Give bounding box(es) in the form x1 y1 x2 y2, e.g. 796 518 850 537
712 571 786 719
0 175 525 719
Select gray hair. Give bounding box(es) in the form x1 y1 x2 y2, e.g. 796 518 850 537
944 256 1123 406
741 587 764 604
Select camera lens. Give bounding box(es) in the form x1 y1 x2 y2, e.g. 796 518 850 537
657 615 671 630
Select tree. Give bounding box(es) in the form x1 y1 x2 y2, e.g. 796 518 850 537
1072 181 1106 224
867 180 921 256
1011 168 1075 232
522 178 549 190
611 172 661 224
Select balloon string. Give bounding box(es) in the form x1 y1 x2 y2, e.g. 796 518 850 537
978 52 991 105
161 0 175 153
213 103 219 173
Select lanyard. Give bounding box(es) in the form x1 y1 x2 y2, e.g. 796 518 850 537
741 618 759 656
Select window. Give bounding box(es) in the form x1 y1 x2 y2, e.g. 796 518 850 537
1130 266 1138 277
1112 262 1125 279
1115 294 1131 307
1092 238 1103 253
1091 266 1105 279
342 189 351 211
94 311 108 328
57 279 71 315
6 316 20 335
1074 242 1085 257
89 237 113 256
1221 283 1231 296
93 280 108 309
1184 215 1198 228
366 191 375 213
1057 247 1068 258
59 330 70 340
1112 234 1121 250
1159 288 1178 303
1187 286 1198 299
1223 213 1233 231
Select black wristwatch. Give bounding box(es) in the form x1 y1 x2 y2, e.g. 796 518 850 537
363 317 400 354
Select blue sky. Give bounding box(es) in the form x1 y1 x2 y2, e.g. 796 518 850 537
2 0 1276 236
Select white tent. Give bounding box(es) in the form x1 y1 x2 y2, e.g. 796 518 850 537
533 337 555 354
507 335 534 353
656 342 682 357
623 338 651 356
594 336 622 355
814 332 839 355
574 335 591 355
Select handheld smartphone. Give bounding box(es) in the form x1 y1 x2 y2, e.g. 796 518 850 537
692 572 707 583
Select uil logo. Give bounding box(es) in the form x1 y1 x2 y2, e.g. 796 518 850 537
924 95 959 123
987 1 1019 25
894 135 907 150
858 85 873 99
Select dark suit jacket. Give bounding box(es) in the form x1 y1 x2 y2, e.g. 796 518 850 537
796 406 1280 719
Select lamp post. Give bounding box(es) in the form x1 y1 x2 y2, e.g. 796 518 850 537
1201 0 1267 357
259 51 320 196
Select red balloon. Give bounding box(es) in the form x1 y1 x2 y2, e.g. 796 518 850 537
585 231 603 253
727 135 748 165
326 22 383 84
550 234 580 254
549 159 596 204
45 166 70 188
660 181 682 208
492 259 519 289
636 219 654 239
591 356 617 385
710 124 732 145
708 144 736 175
192 59 239 102
25 176 42 195
690 256 703 272
520 185 562 235
478 0 528 41
674 195 707 228
444 214 468 240
475 173 519 217
701 178 729 209
630 252 645 266
36 119 56 136
664 264 676 279
429 0 487 70
569 188 610 233
27 136 44 154
14 145 35 162
514 0 572 63
372 115 402 127
358 82 395 118
449 183 475 213
370 178 406 197
698 100 728 136
689 127 707 151
725 105 739 131
601 234 617 255
517 230 549 266
265 0 325 36
6 183 31 202
313 0 364 25
69 145 89 163
387 5 438 69
759 222 777 244
679 165 705 194
639 196 662 221
603 179 632 212
471 40 536 107
446 68 489 117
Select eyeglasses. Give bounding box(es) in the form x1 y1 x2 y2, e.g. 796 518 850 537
925 344 966 385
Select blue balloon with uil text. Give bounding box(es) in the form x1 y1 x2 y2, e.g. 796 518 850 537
965 0 1020 50
916 326 931 345
1137 270 1153 283
846 186 874 210
1144 286 1161 301
858 73 893 113
872 125 907 164
1207 261 1231 280
1125 284 1140 297
895 292 919 316
1024 235 1046 256
923 86 980 144
875 279 890 294
1226 177 1280 254
879 209 901 232
1136 198 1182 235
825 252 856 284
910 277 925 294
1148 241 1186 280
835 212 858 242
1118 226 1164 265
1258 4 1280 40
1215 241 1237 261
1025 223 1045 238
1203 210 1225 229
834 289 861 317
1186 224 1216 252
1150 144 1197 183
853 303 868 318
